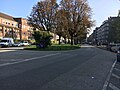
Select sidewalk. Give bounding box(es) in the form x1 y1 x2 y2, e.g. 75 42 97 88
106 62 120 90
97 45 120 90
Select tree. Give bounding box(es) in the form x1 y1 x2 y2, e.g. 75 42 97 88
28 0 58 31
28 0 58 48
55 9 68 44
33 30 52 48
28 0 94 46
60 0 93 45
108 17 120 43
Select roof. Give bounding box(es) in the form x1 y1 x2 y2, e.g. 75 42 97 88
0 12 16 21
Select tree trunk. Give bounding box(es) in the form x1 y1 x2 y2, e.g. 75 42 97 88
59 35 61 45
71 35 74 45
64 37 67 44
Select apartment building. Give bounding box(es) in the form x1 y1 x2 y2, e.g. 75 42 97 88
0 12 33 40
14 18 33 40
92 16 120 45
0 12 19 39
96 20 109 45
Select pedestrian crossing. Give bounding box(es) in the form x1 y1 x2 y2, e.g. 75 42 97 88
109 83 120 90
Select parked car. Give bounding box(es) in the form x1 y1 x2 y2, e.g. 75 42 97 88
21 41 30 46
13 42 23 47
0 38 14 47
117 47 120 62
107 44 120 52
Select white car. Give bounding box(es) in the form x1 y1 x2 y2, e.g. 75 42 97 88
22 41 30 46
0 38 14 47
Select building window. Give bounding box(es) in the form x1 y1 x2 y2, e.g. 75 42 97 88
16 24 18 27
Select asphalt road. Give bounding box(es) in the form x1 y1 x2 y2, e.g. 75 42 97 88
0 45 116 90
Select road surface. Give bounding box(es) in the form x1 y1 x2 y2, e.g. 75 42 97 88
0 45 116 90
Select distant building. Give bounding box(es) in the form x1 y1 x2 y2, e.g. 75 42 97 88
92 15 120 45
14 18 33 40
96 19 110 45
0 12 33 40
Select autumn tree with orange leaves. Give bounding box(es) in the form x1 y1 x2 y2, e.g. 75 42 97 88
28 0 94 45
55 9 69 44
60 0 93 45
28 0 58 31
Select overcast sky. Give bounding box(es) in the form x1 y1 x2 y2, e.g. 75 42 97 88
0 0 120 30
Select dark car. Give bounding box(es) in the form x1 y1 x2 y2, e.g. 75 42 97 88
117 47 120 62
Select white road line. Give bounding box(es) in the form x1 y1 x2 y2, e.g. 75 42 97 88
0 59 22 61
102 60 117 90
0 53 60 67
0 50 16 52
112 73 120 79
114 68 120 72
0 63 11 67
109 83 120 90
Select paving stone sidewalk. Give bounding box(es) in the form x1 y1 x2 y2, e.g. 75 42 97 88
106 62 120 90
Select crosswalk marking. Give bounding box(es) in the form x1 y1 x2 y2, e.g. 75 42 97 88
116 63 120 67
112 73 120 79
109 83 120 90
114 68 120 72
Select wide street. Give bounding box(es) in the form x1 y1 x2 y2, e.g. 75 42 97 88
0 45 118 90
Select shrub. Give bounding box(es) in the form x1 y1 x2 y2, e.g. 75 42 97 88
33 31 52 48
